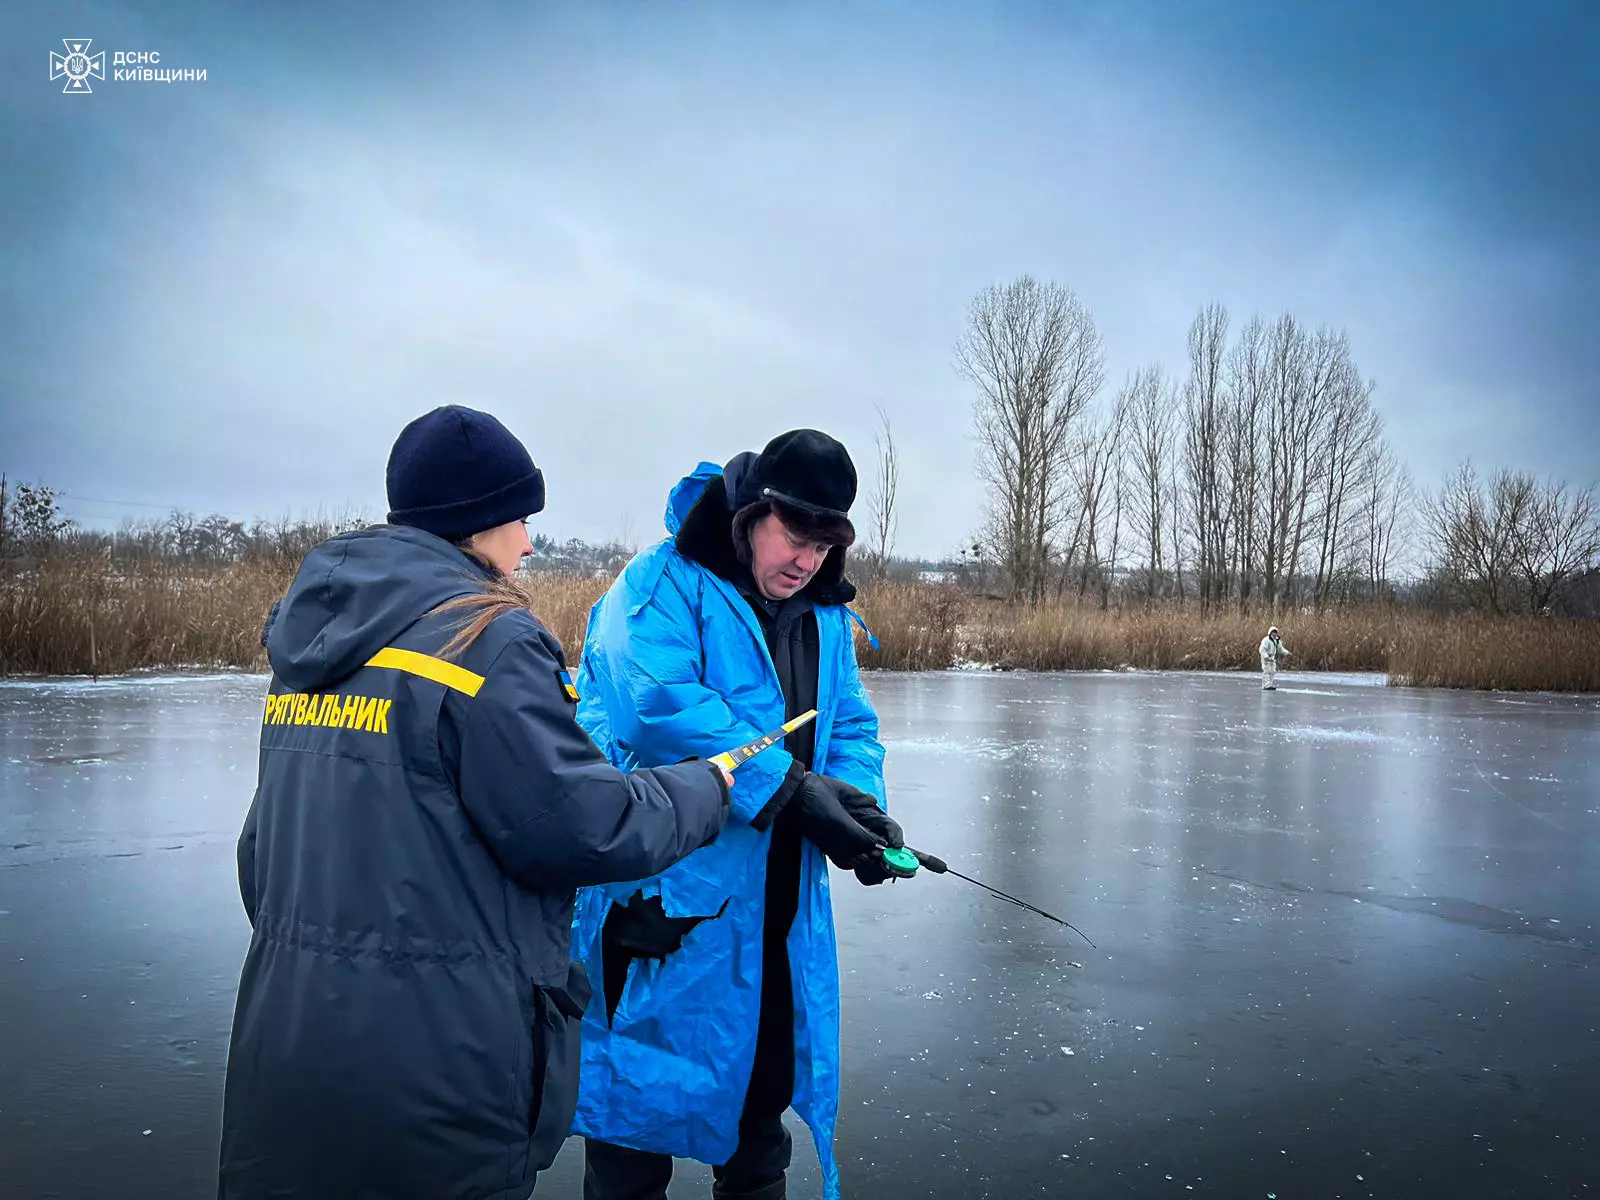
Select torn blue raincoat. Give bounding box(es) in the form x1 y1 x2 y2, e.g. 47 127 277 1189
570 461 888 1200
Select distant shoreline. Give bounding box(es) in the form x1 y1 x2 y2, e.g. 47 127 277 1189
5 665 1597 699
4 562 1598 692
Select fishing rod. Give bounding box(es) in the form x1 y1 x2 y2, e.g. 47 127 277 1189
711 722 1094 949
879 846 1096 948
709 709 818 772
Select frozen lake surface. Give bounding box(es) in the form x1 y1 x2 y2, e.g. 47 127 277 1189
2 669 1597 1198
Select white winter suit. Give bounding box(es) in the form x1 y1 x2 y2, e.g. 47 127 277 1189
1259 630 1289 689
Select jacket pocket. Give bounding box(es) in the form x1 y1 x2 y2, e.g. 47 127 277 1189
599 891 729 1024
525 962 591 1172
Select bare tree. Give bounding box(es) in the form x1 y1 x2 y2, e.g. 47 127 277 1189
1256 315 1298 611
8 482 73 558
1123 364 1176 601
1311 368 1380 608
1278 323 1345 609
1168 454 1189 602
1425 462 1537 615
1517 479 1600 613
959 276 1106 604
1181 304 1231 611
1359 441 1410 600
955 540 991 594
1066 388 1131 603
1224 316 1269 611
613 511 640 556
865 405 900 582
1103 424 1130 610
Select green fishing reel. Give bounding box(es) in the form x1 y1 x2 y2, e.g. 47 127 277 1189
881 846 921 878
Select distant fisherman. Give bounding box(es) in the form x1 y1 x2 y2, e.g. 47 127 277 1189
219 405 732 1200
1259 624 1291 690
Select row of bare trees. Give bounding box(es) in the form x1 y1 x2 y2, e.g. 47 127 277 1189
959 277 1598 616
1423 463 1600 615
0 479 376 570
1173 305 1409 612
0 480 656 581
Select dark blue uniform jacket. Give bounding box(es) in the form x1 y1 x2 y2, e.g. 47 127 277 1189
219 525 728 1200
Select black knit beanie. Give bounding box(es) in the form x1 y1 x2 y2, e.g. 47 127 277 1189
385 405 545 542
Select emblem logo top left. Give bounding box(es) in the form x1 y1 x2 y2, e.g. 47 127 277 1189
50 39 105 93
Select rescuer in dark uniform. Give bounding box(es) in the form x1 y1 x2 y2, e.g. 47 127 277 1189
218 405 732 1200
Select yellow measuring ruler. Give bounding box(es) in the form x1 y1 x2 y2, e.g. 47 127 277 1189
709 709 818 772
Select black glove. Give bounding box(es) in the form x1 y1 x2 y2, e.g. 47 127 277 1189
788 772 889 869
831 780 903 852
851 852 896 887
828 779 905 886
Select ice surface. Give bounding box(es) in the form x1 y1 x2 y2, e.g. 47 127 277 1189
2 668 1597 1197
0 671 269 693
1270 724 1393 743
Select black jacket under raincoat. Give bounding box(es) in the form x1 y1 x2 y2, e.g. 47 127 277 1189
218 525 729 1200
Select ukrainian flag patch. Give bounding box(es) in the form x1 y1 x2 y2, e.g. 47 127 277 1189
556 668 580 703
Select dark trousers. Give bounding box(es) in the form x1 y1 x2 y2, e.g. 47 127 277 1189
583 1089 790 1198
585 816 804 1200
582 980 795 1199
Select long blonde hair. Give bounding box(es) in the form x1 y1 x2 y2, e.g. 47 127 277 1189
432 550 546 661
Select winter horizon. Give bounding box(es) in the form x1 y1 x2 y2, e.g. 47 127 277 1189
2 1 1598 565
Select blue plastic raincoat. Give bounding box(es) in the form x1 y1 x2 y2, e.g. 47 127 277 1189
570 461 887 1200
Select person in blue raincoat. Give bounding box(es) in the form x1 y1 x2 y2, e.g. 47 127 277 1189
571 429 903 1200
218 405 732 1200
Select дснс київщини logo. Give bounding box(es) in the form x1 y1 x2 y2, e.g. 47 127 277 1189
50 39 106 93
48 41 208 88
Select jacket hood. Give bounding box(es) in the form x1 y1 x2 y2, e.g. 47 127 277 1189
264 524 495 692
665 460 856 606
664 461 727 536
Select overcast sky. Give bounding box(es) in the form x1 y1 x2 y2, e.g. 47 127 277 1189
3 1 1597 559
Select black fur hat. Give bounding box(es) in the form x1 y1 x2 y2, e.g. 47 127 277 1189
733 429 857 528
673 429 860 604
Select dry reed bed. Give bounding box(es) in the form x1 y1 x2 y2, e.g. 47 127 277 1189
854 586 1398 673
1388 617 1600 692
1 558 294 676
2 561 1595 692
